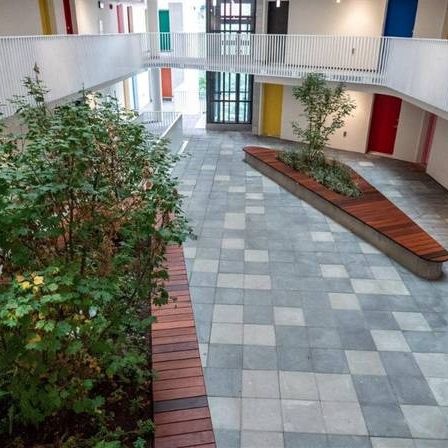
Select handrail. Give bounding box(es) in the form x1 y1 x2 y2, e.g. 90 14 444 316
1 32 448 118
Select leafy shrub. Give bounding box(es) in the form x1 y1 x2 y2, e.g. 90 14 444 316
280 148 361 198
0 69 191 446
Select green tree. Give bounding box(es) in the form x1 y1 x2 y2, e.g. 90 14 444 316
292 73 356 160
0 68 191 446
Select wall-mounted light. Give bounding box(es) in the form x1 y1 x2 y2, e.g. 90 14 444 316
336 0 341 3
98 1 104 8
276 0 281 7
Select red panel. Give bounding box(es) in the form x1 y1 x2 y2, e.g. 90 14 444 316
367 94 402 155
421 114 437 165
161 68 173 99
63 0 74 34
117 4 124 34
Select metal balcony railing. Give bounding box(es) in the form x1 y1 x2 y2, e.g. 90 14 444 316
1 32 448 118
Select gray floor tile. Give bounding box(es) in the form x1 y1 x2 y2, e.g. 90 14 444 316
311 349 349 374
205 367 242 396
322 401 368 435
214 429 240 448
401 405 448 439
284 432 328 448
243 345 278 370
327 435 372 447
280 371 319 400
242 398 283 431
361 404 411 437
208 344 243 369
241 431 284 448
308 327 342 349
243 305 273 324
276 326 309 347
242 369 279 398
352 375 396 405
389 375 437 405
278 347 313 371
380 352 424 377
282 400 326 433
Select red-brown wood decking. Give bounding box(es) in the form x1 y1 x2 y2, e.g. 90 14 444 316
151 245 216 448
244 146 448 263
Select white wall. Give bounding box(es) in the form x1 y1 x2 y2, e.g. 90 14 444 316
287 0 387 36
427 118 448 190
74 0 118 34
414 0 448 38
280 86 373 153
0 0 42 35
393 102 426 162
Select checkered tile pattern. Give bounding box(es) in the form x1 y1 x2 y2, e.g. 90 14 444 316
173 128 448 448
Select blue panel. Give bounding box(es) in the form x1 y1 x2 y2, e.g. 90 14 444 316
384 0 418 37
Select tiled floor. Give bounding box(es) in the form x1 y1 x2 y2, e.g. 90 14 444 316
172 127 448 448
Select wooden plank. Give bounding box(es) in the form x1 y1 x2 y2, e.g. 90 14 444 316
244 146 448 263
152 245 215 448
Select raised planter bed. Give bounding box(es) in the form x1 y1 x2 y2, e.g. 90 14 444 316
151 245 216 448
244 146 448 280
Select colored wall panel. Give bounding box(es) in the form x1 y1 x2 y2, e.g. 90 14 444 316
117 4 124 34
159 10 171 51
161 68 173 99
63 0 74 34
368 94 402 154
262 84 283 138
384 0 418 37
39 0 53 34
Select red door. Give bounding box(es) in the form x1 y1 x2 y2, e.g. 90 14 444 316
368 94 402 154
63 0 74 34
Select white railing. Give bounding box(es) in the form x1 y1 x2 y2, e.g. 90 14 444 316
1 33 448 118
148 33 448 113
137 110 180 136
0 33 149 117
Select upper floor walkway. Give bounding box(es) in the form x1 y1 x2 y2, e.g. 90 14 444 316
1 32 447 118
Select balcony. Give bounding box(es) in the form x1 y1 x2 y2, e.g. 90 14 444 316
1 32 448 118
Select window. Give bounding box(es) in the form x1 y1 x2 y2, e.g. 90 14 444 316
206 0 256 125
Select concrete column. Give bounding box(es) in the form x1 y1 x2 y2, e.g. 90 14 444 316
146 0 159 33
150 69 162 112
146 0 162 112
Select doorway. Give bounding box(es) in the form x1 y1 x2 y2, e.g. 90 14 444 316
367 95 402 154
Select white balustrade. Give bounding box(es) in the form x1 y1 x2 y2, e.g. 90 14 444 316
1 32 448 118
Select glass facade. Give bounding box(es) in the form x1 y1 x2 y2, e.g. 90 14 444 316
206 0 256 124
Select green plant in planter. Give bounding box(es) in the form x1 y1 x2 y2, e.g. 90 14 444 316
279 73 360 197
0 68 192 446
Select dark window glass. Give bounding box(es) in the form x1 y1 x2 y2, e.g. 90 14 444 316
206 0 255 124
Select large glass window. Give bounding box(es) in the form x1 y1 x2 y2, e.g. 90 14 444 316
206 0 256 125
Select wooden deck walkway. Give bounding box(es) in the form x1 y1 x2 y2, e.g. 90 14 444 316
244 146 448 264
151 245 215 448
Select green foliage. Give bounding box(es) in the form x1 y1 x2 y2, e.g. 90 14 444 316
0 68 192 445
291 73 356 159
281 73 360 197
279 149 360 198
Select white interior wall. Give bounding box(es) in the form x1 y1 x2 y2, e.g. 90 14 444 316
287 0 387 36
280 86 373 153
427 118 448 190
0 0 42 36
413 0 448 38
393 102 426 162
74 0 118 34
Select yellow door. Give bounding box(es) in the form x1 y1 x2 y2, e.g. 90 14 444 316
262 83 283 138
